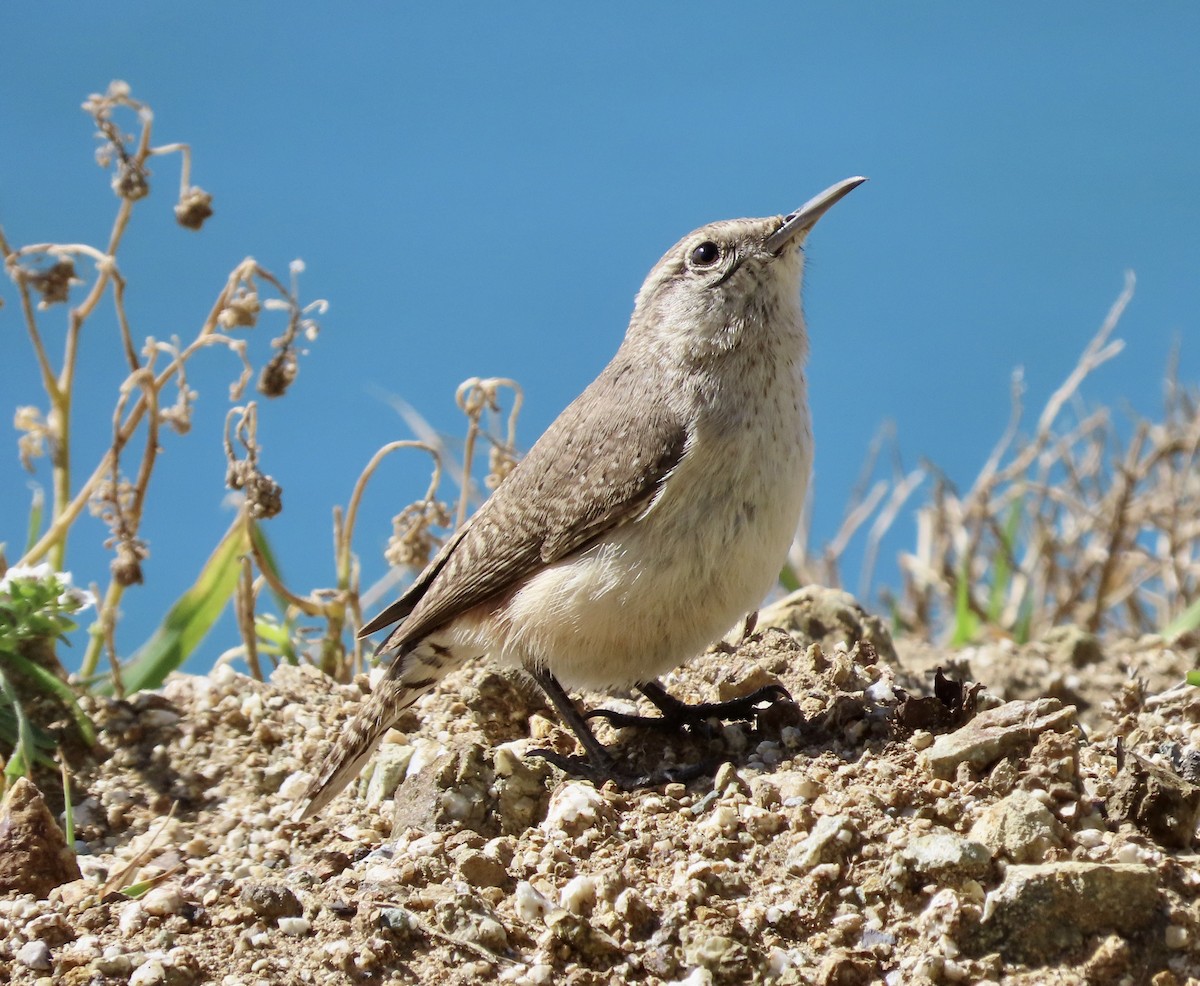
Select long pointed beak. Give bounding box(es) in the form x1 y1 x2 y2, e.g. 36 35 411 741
764 176 867 253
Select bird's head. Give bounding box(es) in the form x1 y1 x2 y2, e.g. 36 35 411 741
629 176 865 363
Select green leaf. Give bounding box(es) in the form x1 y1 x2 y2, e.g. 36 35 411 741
119 879 156 899
777 563 801 594
1187 670 1200 688
112 520 249 694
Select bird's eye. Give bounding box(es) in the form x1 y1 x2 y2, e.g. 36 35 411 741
688 241 721 268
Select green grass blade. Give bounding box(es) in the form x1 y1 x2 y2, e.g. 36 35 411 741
25 487 45 555
247 519 292 613
113 521 250 694
986 499 1023 624
60 757 75 847
1 650 96 745
1164 598 1200 642
0 666 39 779
950 568 979 647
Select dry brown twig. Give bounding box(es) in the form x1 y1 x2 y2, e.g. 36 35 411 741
3 81 327 683
792 271 1197 643
874 273 1196 641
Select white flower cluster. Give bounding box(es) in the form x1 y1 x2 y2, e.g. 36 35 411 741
0 563 96 611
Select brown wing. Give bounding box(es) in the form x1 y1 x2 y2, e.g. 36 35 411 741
365 355 689 656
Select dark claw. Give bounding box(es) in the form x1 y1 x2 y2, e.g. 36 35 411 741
589 682 793 736
585 706 711 734
527 748 728 790
676 683 792 722
527 668 787 794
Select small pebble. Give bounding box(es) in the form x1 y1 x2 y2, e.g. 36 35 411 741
142 884 187 917
277 916 312 936
1166 924 1189 949
240 881 302 921
277 771 312 801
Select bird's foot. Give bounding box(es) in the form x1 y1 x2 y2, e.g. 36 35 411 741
588 683 792 737
526 747 728 790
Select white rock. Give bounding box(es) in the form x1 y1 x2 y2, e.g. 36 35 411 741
212 664 238 686
541 783 610 837
700 804 740 837
277 771 312 802
365 744 414 806
240 692 264 721
129 958 168 986
514 881 553 922
968 790 1063 864
16 939 52 970
666 968 714 986
767 946 792 975
787 815 851 873
141 708 181 729
119 900 148 935
559 875 597 915
1166 924 1189 949
407 832 444 857
1115 842 1152 865
406 738 445 776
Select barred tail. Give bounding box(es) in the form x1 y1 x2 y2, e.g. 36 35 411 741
291 639 463 821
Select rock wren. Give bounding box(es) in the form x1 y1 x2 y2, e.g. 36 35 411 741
294 176 865 820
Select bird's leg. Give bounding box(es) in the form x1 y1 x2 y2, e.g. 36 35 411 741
528 668 615 770
587 678 792 735
527 669 720 788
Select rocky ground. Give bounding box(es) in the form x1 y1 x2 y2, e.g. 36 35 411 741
2 586 1200 986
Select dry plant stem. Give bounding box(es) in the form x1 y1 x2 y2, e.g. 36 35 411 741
244 516 320 618
0 230 62 400
823 480 887 588
859 467 926 599
340 440 444 589
4 239 119 571
150 142 196 202
18 261 262 567
1087 424 1148 631
79 373 161 679
329 507 357 674
100 800 179 897
895 272 1200 639
331 441 446 674
454 377 522 528
103 615 124 700
235 557 263 681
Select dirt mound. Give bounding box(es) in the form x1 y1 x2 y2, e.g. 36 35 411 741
2 590 1199 985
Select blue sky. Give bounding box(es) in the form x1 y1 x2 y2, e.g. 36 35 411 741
2 5 1197 672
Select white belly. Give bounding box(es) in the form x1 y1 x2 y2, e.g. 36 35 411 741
471 362 812 690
